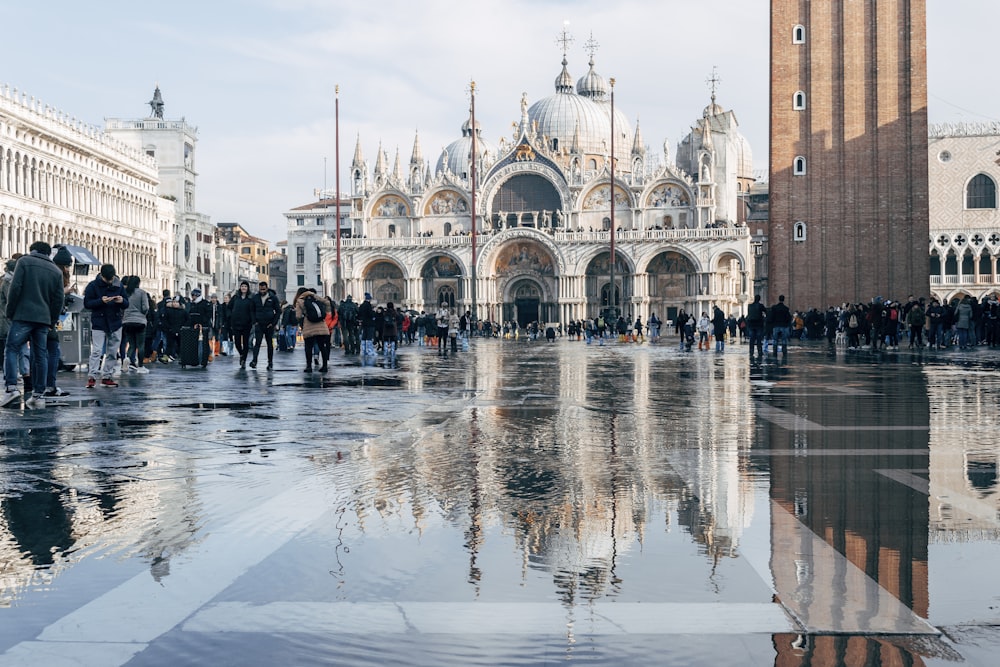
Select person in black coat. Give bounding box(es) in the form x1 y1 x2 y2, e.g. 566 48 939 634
227 281 255 368
249 281 281 369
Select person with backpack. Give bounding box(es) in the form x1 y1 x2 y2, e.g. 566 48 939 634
906 300 926 349
845 304 862 350
295 288 332 373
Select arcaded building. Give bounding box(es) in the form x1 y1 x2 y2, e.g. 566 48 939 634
306 46 755 326
769 0 929 308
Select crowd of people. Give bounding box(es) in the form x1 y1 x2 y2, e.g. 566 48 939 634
2 243 995 411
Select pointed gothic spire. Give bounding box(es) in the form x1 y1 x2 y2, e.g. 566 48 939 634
392 147 403 183
632 118 646 157
571 119 581 154
352 133 365 169
373 141 387 179
410 130 422 166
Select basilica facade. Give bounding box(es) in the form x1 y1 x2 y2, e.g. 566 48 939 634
313 52 755 326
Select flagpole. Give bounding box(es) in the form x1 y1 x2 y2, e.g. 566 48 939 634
470 80 478 329
335 85 342 300
609 77 616 320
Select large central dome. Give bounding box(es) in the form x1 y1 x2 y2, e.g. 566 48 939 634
527 56 632 164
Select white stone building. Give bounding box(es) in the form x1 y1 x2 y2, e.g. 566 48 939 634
306 48 755 326
0 84 163 287
928 123 1000 303
105 86 214 296
283 196 351 302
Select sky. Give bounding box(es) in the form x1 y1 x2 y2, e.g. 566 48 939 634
3 0 994 244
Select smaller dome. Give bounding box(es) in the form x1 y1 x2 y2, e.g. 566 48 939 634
555 57 574 94
576 58 608 100
436 116 498 177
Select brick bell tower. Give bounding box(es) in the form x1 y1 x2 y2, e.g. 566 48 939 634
768 0 929 308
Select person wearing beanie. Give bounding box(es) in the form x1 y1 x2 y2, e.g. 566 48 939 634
83 263 128 388
2 242 65 408
121 275 150 374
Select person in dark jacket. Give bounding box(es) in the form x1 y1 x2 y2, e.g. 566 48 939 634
769 295 792 356
83 263 129 389
185 288 213 364
3 242 65 407
227 281 255 368
711 306 727 352
250 281 281 370
745 294 767 359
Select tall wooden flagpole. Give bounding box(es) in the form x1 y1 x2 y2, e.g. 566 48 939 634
335 85 342 300
470 80 478 328
609 77 616 319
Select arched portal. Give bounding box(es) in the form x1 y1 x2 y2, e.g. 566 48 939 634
646 251 696 324
585 251 632 319
363 260 404 305
494 239 558 325
507 279 542 329
421 255 463 309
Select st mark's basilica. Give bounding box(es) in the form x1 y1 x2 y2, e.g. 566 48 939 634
320 42 756 327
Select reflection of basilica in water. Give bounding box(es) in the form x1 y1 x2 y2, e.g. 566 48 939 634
346 345 757 602
316 40 754 326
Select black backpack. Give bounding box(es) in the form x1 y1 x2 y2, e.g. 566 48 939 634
303 295 326 323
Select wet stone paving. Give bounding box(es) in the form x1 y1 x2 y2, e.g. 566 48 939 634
1 337 1000 666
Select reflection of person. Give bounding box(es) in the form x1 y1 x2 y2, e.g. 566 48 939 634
84 263 129 390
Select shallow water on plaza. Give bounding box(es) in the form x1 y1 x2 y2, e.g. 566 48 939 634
2 340 1000 665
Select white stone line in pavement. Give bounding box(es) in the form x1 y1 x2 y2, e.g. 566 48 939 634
182 601 795 636
0 480 332 667
0 642 143 667
754 402 928 431
770 502 938 635
875 469 930 494
748 449 929 456
876 469 1000 526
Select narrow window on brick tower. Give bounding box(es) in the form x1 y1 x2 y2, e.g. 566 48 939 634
793 25 805 44
794 156 806 175
793 92 806 110
794 221 807 242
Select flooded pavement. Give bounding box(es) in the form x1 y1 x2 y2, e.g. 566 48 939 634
1 339 999 666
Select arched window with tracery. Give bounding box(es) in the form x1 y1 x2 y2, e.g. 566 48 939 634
967 173 997 209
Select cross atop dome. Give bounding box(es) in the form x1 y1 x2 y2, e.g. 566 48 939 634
706 66 722 106
584 32 600 61
555 21 574 58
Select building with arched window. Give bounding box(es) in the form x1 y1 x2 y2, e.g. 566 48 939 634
299 45 755 327
929 123 1000 303
0 84 168 290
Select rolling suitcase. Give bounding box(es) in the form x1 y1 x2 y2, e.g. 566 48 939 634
178 327 207 368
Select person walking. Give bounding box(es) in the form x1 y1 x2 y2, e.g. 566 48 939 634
712 306 727 352
83 263 128 389
227 281 255 368
769 295 792 356
250 281 281 370
121 276 150 374
746 294 767 360
295 288 333 373
2 242 64 408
